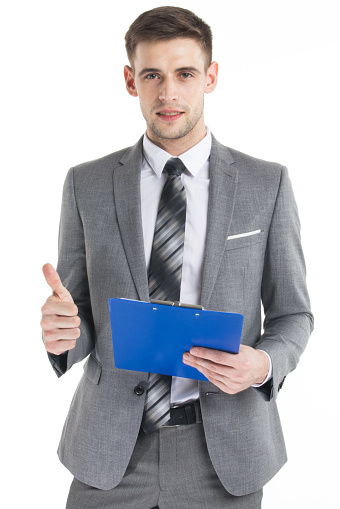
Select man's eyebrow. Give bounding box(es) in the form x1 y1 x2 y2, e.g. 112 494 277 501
138 66 201 77
175 67 201 74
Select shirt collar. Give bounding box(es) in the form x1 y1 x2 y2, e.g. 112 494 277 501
142 127 212 178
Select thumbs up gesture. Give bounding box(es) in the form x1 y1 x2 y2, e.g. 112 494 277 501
41 263 80 355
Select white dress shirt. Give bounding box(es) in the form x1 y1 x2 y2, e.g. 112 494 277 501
140 128 272 405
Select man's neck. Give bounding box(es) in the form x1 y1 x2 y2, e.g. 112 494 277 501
146 121 207 156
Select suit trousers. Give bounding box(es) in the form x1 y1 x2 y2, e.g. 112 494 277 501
66 422 263 509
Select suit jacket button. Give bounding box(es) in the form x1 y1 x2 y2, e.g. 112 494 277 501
134 385 144 396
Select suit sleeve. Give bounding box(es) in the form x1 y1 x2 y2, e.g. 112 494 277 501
47 168 95 377
254 166 314 401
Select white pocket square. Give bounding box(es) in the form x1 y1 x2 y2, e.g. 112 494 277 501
227 229 261 240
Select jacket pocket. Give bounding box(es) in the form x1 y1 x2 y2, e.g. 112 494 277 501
226 230 264 251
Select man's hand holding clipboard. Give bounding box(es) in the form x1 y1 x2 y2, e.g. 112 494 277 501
183 345 271 394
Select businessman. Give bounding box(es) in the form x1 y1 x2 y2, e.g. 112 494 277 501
41 6 313 508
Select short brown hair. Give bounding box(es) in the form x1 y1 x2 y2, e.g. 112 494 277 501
125 6 213 72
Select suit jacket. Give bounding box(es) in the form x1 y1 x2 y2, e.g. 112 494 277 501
48 134 313 496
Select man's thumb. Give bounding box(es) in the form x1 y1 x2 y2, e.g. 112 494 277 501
42 263 73 302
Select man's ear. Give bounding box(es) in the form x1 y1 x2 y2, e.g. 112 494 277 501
204 61 218 94
124 65 138 97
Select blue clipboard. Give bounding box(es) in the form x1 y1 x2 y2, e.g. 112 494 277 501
108 298 244 381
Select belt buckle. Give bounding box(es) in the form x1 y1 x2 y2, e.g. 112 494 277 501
162 404 182 428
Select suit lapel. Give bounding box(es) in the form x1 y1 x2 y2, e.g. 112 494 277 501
200 135 238 308
113 134 238 306
113 137 150 302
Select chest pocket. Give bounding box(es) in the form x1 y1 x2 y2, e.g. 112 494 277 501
226 230 265 251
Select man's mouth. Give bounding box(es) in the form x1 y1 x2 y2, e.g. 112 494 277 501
156 110 184 121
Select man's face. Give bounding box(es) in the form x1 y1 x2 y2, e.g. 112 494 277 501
124 38 217 144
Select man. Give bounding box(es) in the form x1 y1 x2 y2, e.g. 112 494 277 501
41 6 313 508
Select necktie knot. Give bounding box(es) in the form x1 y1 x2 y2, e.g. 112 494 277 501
164 157 186 176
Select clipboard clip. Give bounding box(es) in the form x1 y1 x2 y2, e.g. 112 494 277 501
150 299 204 310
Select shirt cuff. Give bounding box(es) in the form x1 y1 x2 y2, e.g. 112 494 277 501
251 350 273 387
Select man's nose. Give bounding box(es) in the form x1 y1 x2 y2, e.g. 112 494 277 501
158 78 179 102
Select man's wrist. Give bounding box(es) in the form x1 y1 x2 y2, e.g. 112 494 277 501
252 350 272 387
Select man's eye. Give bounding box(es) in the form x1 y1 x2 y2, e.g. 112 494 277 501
180 72 193 78
145 74 158 80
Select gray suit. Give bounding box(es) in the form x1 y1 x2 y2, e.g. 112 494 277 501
48 134 313 497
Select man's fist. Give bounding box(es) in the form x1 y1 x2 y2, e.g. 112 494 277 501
41 263 80 355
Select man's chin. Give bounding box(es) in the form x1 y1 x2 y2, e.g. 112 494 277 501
149 123 193 141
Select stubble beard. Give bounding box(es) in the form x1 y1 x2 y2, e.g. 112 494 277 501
142 97 204 141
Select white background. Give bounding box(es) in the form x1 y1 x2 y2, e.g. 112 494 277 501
1 0 339 507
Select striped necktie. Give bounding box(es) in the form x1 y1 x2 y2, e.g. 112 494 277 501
142 157 187 434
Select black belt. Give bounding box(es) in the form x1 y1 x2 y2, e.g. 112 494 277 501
163 400 202 427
